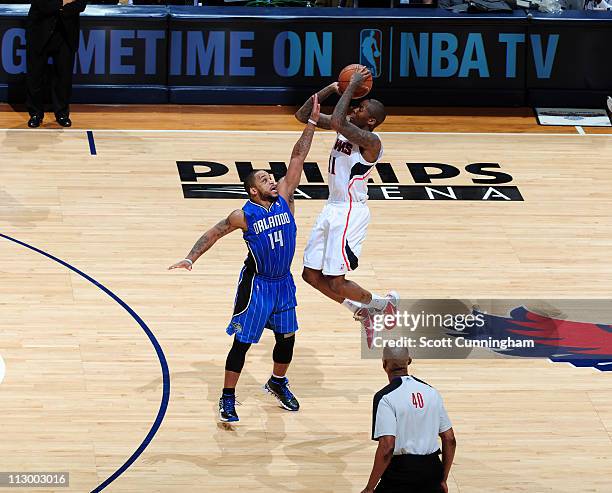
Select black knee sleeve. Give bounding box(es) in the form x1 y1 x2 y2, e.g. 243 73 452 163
273 332 295 365
225 338 251 373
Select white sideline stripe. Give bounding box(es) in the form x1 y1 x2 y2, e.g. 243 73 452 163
575 126 586 135
1 128 612 136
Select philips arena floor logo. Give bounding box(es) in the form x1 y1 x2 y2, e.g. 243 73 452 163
177 161 523 201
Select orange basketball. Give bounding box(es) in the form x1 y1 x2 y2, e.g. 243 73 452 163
338 64 373 99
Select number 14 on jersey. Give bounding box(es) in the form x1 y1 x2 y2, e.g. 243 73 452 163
268 230 284 249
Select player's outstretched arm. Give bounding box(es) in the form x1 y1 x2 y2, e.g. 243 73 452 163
330 67 381 157
168 210 247 270
295 82 338 130
278 95 320 211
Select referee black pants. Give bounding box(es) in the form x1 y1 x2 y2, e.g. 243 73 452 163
375 453 444 493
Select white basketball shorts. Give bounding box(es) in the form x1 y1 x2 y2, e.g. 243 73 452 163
303 202 370 276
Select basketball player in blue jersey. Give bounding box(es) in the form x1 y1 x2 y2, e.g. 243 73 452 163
169 97 320 423
295 68 399 348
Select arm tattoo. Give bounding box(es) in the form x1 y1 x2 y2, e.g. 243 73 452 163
314 114 333 130
186 218 232 261
336 122 380 149
295 100 314 124
295 84 337 129
291 125 315 161
212 217 233 237
278 125 314 201
187 233 212 261
331 83 354 128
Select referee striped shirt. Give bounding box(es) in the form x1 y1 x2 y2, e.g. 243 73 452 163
372 375 452 456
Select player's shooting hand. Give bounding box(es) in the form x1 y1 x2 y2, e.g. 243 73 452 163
350 66 371 85
331 81 340 94
310 94 320 123
168 259 193 271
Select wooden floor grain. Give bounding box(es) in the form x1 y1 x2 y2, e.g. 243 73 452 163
0 113 610 492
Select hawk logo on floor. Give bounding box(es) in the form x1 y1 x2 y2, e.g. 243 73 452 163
453 307 612 371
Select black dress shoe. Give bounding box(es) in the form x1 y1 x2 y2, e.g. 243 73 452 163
27 115 43 128
56 115 72 127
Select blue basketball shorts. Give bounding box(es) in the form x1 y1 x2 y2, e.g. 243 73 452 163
226 268 298 344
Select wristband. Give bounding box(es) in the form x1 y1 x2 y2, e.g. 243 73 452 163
307 119 318 126
183 258 193 266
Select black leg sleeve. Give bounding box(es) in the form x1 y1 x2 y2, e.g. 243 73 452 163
225 338 251 373
272 332 295 365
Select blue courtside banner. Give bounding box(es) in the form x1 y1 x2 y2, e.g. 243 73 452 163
0 6 610 106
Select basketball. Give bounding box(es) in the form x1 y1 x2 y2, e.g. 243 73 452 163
338 64 373 99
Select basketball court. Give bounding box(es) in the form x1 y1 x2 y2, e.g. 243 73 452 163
0 105 611 492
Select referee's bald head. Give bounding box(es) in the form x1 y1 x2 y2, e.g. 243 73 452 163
382 346 412 374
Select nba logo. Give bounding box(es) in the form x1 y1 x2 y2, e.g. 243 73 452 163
359 29 382 78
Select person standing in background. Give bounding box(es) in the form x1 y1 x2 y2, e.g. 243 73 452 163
26 0 87 128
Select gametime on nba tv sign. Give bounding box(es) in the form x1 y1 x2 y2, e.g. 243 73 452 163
177 161 523 201
0 8 610 105
167 26 554 86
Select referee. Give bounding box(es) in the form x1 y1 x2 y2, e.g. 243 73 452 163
361 346 456 493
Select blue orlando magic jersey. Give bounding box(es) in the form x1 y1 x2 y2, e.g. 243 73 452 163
242 196 297 278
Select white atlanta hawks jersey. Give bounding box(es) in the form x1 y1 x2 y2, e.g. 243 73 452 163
327 132 383 204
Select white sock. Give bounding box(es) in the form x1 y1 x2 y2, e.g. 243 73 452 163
342 299 363 314
364 294 388 311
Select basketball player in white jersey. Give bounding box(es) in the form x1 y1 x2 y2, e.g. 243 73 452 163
295 66 398 347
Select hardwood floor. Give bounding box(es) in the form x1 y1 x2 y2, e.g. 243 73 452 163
0 107 610 492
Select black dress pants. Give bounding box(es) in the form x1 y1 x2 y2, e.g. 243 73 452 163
26 28 75 118
375 453 444 493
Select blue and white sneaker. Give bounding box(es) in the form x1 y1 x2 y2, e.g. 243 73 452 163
219 393 239 422
263 377 300 411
